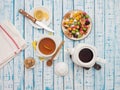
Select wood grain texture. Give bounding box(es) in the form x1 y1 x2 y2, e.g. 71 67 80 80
114 0 120 90
43 0 54 90
73 0 84 90
104 0 115 89
94 0 105 90
0 0 120 90
63 0 74 90
0 70 3 90
33 0 43 90
3 0 14 90
24 0 34 90
84 0 95 90
53 0 64 90
14 0 25 90
0 1 5 90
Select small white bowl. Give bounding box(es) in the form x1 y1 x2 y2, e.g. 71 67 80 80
29 6 50 29
24 57 36 69
36 35 60 58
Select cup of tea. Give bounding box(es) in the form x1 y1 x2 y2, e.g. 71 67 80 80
67 44 106 70
36 35 58 58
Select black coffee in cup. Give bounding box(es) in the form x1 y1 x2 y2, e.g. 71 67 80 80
79 48 93 63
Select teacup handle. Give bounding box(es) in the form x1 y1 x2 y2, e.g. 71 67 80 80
96 57 107 64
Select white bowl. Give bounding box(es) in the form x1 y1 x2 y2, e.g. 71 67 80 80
36 35 60 58
29 6 50 29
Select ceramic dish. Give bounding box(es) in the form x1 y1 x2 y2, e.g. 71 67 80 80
24 57 36 69
29 6 50 29
62 10 92 40
35 34 62 58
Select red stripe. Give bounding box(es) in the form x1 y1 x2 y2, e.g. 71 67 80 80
0 25 20 49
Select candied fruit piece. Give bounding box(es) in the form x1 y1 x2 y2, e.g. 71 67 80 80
85 20 90 25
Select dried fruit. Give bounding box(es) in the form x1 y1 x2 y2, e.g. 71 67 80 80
24 57 35 69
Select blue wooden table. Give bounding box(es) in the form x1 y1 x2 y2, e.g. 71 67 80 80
0 0 120 90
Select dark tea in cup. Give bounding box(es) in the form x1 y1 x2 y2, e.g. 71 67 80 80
67 43 106 70
79 48 93 63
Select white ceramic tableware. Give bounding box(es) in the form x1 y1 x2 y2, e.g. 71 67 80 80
67 43 106 70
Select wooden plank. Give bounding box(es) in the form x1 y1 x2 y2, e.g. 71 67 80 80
74 0 84 11
24 0 34 90
0 1 5 90
2 0 14 90
94 0 105 90
63 0 74 90
43 0 54 90
53 0 63 90
0 70 3 90
0 0 119 90
0 1 5 21
33 0 43 90
84 0 95 90
14 0 25 90
73 0 84 90
104 0 115 89
114 0 120 90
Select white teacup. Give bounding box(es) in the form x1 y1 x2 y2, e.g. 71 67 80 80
67 44 106 70
36 35 58 58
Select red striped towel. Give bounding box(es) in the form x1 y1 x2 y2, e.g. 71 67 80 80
0 21 27 68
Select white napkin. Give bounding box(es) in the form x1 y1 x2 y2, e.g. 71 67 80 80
0 21 27 68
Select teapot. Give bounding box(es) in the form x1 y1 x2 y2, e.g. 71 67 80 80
67 43 106 70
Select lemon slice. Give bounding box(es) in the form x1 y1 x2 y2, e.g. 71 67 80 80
32 41 37 50
34 10 44 21
39 57 45 61
43 12 49 21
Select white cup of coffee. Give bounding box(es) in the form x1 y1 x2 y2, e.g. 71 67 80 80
67 44 106 70
36 35 58 58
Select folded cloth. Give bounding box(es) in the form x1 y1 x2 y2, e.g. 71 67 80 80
0 21 27 68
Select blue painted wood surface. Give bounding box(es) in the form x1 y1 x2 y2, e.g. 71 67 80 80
0 0 120 90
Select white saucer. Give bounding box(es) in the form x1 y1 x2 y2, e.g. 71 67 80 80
29 6 50 29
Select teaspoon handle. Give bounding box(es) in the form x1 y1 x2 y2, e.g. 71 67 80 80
46 41 64 66
51 41 64 60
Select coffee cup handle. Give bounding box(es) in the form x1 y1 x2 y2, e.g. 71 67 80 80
96 57 107 64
